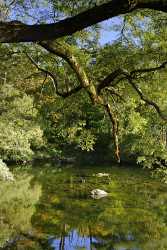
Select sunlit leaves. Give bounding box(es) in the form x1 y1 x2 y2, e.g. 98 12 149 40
0 83 44 161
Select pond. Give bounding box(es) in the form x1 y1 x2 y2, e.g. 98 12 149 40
0 163 167 250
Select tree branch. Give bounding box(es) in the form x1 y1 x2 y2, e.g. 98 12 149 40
26 53 82 98
105 87 125 102
97 68 125 94
130 60 167 77
97 60 167 121
40 41 121 162
104 103 120 163
1 0 167 42
127 76 167 120
39 41 101 103
98 60 167 94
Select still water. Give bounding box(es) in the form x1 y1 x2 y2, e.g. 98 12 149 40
0 164 167 250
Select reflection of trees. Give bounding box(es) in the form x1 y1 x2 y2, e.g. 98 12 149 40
30 167 167 250
0 166 167 249
0 174 41 248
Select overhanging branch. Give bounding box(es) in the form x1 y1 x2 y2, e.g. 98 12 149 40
1 0 167 42
127 76 167 120
98 60 167 94
97 68 125 94
97 60 167 121
130 60 167 77
26 53 82 98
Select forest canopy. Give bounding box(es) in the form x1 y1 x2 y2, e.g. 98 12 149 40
0 0 167 179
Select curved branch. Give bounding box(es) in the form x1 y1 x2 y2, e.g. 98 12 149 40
1 0 167 42
97 60 167 94
130 60 167 77
127 76 167 120
97 68 125 94
97 61 167 121
26 53 82 98
39 41 101 103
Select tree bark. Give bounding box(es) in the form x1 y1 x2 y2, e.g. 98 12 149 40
0 0 167 43
104 103 120 163
38 41 121 162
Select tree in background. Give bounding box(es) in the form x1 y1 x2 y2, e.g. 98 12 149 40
0 1 167 177
0 44 43 162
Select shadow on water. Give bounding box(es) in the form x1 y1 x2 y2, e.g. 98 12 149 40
0 163 167 249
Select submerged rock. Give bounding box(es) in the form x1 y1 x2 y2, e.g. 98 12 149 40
91 189 108 199
96 173 110 177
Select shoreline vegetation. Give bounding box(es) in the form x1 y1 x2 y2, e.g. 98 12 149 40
0 1 167 182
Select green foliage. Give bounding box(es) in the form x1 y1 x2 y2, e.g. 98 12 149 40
24 165 167 249
0 83 43 161
0 172 41 247
78 129 96 151
1 1 167 181
0 159 14 181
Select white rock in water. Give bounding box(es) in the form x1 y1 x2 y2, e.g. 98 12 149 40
91 189 108 199
96 173 110 177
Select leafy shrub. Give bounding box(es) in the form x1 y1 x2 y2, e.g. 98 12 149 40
0 159 14 181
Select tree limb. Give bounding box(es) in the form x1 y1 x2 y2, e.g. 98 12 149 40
1 0 167 42
40 41 121 162
127 76 167 120
97 60 167 121
98 60 167 94
130 60 167 77
26 53 82 98
97 68 125 94
39 41 101 103
104 103 120 163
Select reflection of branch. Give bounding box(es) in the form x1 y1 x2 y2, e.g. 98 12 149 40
40 72 47 96
24 72 44 79
26 53 82 98
8 0 17 6
0 51 20 60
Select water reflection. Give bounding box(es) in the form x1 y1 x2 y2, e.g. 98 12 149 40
0 165 167 249
49 230 99 250
49 229 142 250
0 173 42 249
